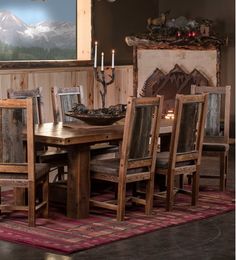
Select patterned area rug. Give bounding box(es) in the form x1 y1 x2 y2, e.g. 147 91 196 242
0 188 234 254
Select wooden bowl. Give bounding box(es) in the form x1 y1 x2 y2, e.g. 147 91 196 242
65 112 125 125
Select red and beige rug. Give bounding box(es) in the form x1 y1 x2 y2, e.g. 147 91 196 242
0 188 234 254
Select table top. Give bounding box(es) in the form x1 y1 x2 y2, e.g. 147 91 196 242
34 122 124 146
34 119 173 146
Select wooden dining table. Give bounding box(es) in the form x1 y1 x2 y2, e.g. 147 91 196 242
34 120 172 219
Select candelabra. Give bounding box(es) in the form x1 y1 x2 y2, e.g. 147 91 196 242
94 67 115 108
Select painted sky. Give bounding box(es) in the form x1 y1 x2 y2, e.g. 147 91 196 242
0 0 76 24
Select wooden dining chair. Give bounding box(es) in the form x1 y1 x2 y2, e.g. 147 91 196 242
7 88 68 182
51 85 118 158
155 93 208 211
89 96 164 221
7 88 43 124
0 98 50 227
51 86 84 124
191 85 231 191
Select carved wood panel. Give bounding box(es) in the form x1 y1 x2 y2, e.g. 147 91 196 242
140 64 209 114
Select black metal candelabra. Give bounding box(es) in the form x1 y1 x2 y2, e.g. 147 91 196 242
94 67 115 108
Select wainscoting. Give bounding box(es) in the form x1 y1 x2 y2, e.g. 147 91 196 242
0 65 133 122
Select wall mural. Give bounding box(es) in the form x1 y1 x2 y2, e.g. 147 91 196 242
0 0 76 60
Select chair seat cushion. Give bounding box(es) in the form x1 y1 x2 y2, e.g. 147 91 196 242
90 158 120 175
203 142 229 152
90 158 146 176
156 152 194 169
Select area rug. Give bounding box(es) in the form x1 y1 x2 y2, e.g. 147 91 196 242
0 188 234 254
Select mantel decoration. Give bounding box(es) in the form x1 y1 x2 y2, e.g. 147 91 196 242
126 12 225 49
67 42 126 125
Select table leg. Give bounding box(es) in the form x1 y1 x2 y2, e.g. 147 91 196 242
67 145 90 219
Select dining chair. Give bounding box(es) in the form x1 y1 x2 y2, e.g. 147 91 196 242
51 86 84 124
7 88 43 124
89 96 164 221
0 98 50 227
155 93 208 211
7 88 68 182
191 85 231 191
48 86 84 184
51 85 118 158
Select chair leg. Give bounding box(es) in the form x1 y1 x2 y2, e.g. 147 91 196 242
42 176 49 218
145 177 155 215
220 152 228 191
166 170 174 211
192 169 200 206
28 182 36 227
117 179 126 221
224 152 229 188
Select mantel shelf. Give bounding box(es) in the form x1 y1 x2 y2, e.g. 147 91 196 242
125 35 225 50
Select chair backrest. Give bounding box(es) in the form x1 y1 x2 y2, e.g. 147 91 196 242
51 86 84 123
120 96 163 176
191 85 231 144
168 94 208 171
7 88 43 124
0 98 35 181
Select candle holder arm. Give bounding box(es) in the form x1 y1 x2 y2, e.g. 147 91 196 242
106 68 115 85
94 68 115 108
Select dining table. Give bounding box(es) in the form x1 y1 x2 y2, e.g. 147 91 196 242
34 120 172 219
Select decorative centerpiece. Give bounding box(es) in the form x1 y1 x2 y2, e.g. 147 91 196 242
93 41 115 109
66 42 126 125
67 103 126 125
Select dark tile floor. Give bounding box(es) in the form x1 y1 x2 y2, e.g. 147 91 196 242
0 145 235 260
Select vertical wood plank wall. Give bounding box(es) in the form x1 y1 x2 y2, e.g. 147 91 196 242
0 66 133 123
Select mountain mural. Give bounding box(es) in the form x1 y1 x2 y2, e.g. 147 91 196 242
0 10 76 49
0 10 76 60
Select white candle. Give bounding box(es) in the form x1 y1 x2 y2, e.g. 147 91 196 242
101 52 104 71
111 49 115 68
94 41 98 68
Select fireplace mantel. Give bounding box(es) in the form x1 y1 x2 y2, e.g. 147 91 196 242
125 35 223 51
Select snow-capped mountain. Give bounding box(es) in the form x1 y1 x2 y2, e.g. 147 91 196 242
0 10 76 49
0 10 28 31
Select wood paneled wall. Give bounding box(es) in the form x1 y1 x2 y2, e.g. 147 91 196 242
0 66 133 123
